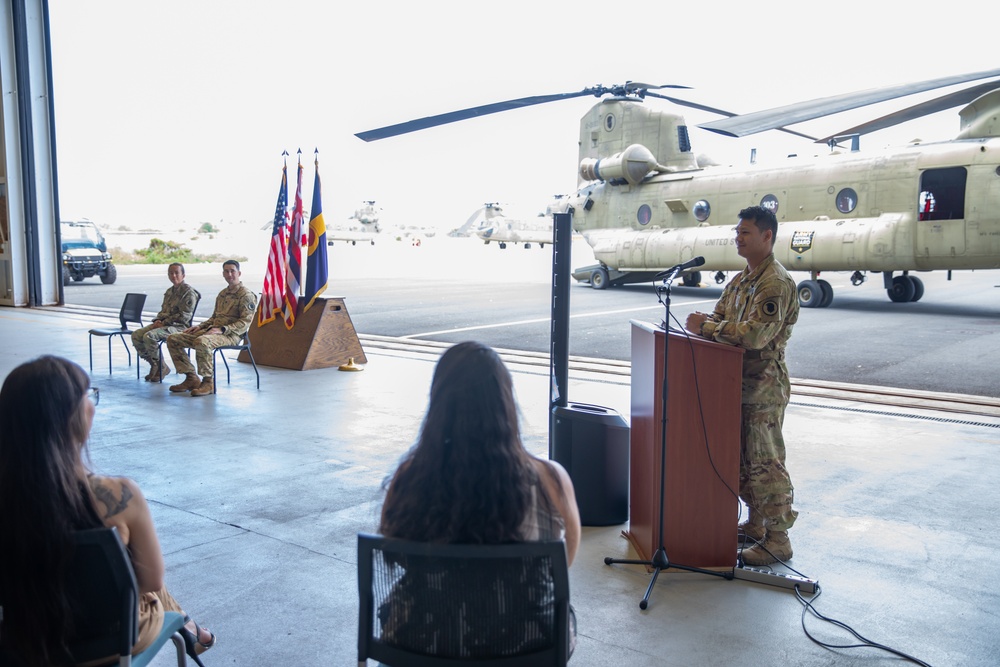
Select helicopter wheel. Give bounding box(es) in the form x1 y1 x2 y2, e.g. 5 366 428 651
888 275 916 303
817 279 834 308
499 242 507 249
797 279 824 308
351 240 357 246
681 271 702 287
909 276 924 302
590 267 610 290
524 243 531 249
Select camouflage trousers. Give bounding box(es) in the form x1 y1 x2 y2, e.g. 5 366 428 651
740 402 798 531
166 331 242 378
131 323 185 363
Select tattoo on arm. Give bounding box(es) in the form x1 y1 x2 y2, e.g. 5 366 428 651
91 481 134 519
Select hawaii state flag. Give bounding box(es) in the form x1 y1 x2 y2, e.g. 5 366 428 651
258 164 289 327
303 156 328 312
283 157 305 329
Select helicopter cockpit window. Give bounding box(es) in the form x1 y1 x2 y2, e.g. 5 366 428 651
637 204 652 226
918 167 966 221
693 200 711 222
760 194 779 214
836 188 857 214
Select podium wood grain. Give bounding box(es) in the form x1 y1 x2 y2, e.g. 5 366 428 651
627 321 743 569
239 297 367 370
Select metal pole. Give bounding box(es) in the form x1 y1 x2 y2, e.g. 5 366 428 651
548 211 572 458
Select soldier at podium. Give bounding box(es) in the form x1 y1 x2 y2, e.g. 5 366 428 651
684 205 799 566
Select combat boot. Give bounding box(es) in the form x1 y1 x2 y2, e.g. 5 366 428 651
738 510 766 545
152 360 172 383
741 530 793 566
169 373 200 393
144 361 156 382
190 377 214 397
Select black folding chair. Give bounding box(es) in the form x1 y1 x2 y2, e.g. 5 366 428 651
357 533 571 666
0 527 187 666
88 293 147 378
211 332 260 393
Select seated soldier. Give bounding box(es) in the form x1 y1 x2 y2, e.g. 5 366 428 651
131 262 199 383
166 260 257 397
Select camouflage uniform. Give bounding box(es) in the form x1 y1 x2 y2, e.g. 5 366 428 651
699 254 799 531
166 282 257 378
131 282 199 363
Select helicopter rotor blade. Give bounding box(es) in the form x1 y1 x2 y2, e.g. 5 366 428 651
355 83 692 142
699 68 1000 138
645 92 820 142
814 80 1000 145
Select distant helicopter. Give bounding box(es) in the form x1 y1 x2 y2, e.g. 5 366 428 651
327 200 381 246
356 70 1000 307
460 202 553 249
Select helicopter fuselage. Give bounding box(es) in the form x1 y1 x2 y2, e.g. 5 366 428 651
568 134 1000 303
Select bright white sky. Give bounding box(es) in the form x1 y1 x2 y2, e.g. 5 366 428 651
48 0 999 234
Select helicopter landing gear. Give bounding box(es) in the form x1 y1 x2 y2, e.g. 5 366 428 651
681 271 701 287
850 270 866 286
799 273 834 308
714 271 726 285
499 242 507 249
797 279 824 308
524 243 531 249
590 266 609 290
887 273 924 302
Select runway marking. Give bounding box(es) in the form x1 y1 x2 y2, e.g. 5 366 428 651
401 298 720 338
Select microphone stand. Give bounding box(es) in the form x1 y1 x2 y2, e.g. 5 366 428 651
604 266 732 610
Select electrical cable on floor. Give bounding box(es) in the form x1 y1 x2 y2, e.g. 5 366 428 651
794 585 933 666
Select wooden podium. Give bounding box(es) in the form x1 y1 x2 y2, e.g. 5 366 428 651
626 320 743 569
240 296 366 370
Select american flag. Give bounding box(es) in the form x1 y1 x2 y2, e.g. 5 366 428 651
283 158 305 329
258 164 289 327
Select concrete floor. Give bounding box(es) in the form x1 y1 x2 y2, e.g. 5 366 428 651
2 305 998 667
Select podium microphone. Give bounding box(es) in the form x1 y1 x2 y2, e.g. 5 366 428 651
655 256 705 280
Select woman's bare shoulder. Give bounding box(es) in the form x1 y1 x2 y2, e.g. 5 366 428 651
88 474 145 520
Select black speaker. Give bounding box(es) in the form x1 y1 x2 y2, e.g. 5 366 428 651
551 402 629 526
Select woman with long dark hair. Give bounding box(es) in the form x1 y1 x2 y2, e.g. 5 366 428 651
379 341 581 656
0 356 215 666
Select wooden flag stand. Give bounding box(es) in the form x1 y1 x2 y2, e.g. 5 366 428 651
239 296 367 370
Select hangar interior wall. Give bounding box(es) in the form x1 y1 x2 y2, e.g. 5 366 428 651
1 0 60 307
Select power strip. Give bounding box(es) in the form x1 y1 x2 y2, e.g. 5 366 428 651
733 565 818 594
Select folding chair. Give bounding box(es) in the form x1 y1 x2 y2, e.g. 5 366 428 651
88 293 147 378
0 527 187 666
357 533 571 666
211 332 260 393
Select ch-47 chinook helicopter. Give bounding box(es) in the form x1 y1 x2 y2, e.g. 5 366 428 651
460 202 554 249
356 69 1000 307
327 200 381 246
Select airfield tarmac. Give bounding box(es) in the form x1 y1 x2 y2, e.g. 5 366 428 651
63 233 1000 399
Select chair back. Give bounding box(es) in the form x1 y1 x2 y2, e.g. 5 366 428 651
188 290 202 327
357 533 570 666
118 293 147 331
63 527 140 665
